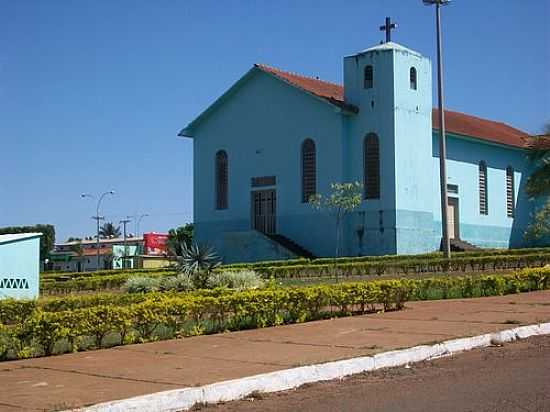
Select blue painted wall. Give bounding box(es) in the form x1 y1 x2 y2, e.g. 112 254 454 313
191 69 345 261
0 235 41 299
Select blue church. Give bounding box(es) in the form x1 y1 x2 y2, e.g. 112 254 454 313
179 40 534 263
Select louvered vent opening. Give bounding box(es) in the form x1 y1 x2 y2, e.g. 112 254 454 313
301 139 316 203
506 167 515 217
479 161 488 215
364 133 380 199
215 150 228 210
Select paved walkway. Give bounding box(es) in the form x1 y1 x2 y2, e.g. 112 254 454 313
1 291 550 411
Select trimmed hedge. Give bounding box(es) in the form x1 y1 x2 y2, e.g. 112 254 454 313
2 267 549 361
39 248 550 295
224 247 550 270
261 253 550 279
40 271 176 295
41 266 175 280
0 289 236 324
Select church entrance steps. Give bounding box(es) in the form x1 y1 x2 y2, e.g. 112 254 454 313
449 238 482 252
265 233 316 259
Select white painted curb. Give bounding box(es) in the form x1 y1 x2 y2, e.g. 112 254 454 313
77 322 550 412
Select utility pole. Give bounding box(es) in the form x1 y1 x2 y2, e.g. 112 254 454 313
120 218 131 269
424 0 451 258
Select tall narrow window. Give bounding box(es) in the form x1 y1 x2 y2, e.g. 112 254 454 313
364 133 380 199
506 166 515 217
215 150 228 209
479 161 488 215
301 139 316 202
410 67 417 90
364 65 373 89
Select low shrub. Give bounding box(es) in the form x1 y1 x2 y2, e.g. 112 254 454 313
207 270 265 290
159 274 194 292
124 277 161 293
1 267 548 361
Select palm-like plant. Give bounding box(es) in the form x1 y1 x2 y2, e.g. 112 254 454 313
176 243 221 289
99 222 121 238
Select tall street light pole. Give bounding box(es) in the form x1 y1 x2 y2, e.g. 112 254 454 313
136 213 149 238
81 190 116 270
424 0 451 258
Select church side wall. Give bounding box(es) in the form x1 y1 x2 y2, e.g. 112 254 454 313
431 133 533 249
193 71 343 262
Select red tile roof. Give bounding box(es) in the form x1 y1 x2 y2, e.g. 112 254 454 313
79 247 113 257
255 64 528 149
254 64 357 113
432 109 527 148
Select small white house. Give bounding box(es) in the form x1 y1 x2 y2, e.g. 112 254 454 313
0 233 42 299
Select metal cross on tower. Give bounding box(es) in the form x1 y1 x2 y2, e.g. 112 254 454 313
379 17 397 43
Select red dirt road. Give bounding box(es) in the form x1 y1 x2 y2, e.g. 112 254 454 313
204 335 550 412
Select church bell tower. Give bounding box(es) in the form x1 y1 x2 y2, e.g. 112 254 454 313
343 19 435 254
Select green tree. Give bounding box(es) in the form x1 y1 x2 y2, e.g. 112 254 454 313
525 125 550 198
167 224 194 256
524 202 550 242
99 222 121 238
524 125 550 243
309 182 363 258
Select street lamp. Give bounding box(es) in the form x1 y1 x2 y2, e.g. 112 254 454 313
424 0 451 258
81 190 116 270
136 213 149 238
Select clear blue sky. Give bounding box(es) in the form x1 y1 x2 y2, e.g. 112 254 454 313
1 0 548 242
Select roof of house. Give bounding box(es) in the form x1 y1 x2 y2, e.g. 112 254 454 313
0 233 42 245
57 237 144 247
50 247 114 258
255 64 529 149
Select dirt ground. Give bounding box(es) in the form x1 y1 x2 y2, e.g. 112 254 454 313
201 335 550 412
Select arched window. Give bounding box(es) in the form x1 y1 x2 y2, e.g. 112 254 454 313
506 166 515 217
301 139 316 202
479 161 488 215
364 65 373 89
364 133 380 199
215 150 228 210
410 67 417 90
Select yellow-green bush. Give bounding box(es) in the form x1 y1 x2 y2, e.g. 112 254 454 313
1 267 549 361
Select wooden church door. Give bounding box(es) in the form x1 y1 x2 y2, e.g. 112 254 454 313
447 197 459 240
251 189 276 235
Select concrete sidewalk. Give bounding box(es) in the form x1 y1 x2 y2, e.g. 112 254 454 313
1 291 550 411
